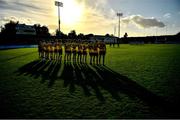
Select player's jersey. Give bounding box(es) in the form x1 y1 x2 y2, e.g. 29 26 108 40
99 42 106 54
52 43 55 52
72 44 77 54
54 42 59 52
47 43 51 52
43 43 47 51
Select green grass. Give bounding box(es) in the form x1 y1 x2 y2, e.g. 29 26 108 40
0 44 180 118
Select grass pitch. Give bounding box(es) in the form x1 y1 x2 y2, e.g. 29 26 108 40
0 44 180 118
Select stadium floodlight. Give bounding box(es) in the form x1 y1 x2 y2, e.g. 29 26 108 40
117 12 123 38
55 1 63 35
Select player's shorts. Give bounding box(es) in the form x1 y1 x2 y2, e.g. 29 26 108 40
99 51 106 55
83 51 87 55
89 50 93 56
89 52 93 56
38 47 42 52
94 52 98 56
58 49 62 54
65 50 71 54
54 49 58 53
50 50 53 53
72 50 76 54
78 51 82 55
44 49 48 53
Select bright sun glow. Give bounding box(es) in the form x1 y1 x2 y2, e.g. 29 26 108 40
56 0 84 25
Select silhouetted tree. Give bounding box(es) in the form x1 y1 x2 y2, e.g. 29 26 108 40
34 24 50 37
56 29 67 39
1 20 18 36
41 26 50 36
68 30 77 39
34 24 40 35
85 33 94 39
56 29 61 37
176 32 180 36
77 33 85 39
105 33 110 37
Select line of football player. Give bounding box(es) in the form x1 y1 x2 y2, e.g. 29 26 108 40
38 40 106 65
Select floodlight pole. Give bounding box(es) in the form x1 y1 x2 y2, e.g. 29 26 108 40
58 5 60 33
117 12 123 38
55 1 63 35
118 14 120 38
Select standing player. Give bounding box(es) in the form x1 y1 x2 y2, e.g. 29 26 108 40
65 42 71 62
89 42 94 65
47 41 51 60
54 40 59 60
43 41 48 60
51 41 55 60
98 40 106 65
77 43 82 63
93 41 99 64
72 42 77 62
82 43 88 63
38 41 43 58
49 41 53 60
58 40 63 61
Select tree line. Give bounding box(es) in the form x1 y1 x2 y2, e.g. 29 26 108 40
0 20 104 39
0 21 109 45
1 21 50 37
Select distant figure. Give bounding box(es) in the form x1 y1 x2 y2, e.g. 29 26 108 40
113 39 115 47
124 32 128 44
124 32 128 38
109 42 112 47
117 38 120 47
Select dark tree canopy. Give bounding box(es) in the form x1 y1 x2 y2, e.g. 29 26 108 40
77 33 85 39
56 29 67 39
68 30 77 39
1 20 18 36
176 32 180 36
1 21 50 37
34 24 50 37
105 33 110 37
85 34 94 39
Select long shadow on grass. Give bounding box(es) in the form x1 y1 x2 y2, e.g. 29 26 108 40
15 59 180 118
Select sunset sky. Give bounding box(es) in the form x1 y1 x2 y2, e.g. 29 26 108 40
0 0 180 37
